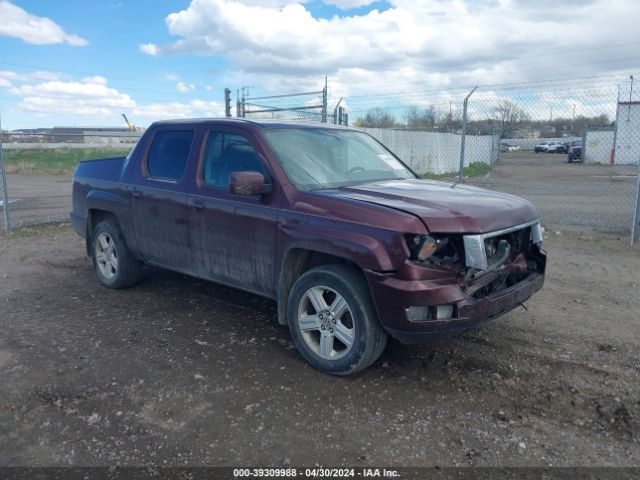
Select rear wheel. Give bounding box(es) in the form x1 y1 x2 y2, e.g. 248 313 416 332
91 219 141 289
287 264 387 376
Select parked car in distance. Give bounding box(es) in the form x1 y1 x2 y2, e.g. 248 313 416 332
534 141 550 153
568 144 583 163
71 119 546 375
556 140 575 154
562 140 580 154
545 141 565 153
500 142 521 152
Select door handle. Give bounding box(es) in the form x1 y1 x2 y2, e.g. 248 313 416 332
193 198 205 209
131 188 142 199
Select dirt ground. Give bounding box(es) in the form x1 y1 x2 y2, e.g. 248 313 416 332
0 224 638 467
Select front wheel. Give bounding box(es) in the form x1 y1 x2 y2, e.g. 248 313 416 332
287 264 387 376
91 219 141 289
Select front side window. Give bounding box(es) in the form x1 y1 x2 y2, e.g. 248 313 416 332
202 131 268 188
146 130 194 181
263 128 415 190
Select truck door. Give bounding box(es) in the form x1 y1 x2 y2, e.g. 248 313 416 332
129 128 196 274
188 128 277 296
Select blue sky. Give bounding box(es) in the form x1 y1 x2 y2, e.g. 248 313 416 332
0 0 638 129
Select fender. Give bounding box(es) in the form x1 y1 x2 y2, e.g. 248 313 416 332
274 220 409 325
84 189 135 254
278 221 400 273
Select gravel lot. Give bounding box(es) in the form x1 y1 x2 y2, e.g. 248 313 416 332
1 174 71 227
470 152 638 233
0 224 638 467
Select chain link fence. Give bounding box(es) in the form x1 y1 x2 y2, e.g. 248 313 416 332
1 79 639 241
462 82 639 238
240 79 640 240
0 132 139 231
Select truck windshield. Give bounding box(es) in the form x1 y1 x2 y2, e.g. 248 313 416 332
263 128 415 190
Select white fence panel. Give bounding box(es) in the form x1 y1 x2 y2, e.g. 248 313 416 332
360 128 493 175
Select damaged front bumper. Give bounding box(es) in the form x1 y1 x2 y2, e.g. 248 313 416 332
365 246 546 344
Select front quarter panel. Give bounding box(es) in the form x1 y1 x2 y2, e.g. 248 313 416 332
278 219 408 273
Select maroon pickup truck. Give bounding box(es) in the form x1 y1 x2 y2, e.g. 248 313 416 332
71 119 546 375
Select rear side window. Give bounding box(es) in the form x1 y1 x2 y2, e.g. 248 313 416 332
146 130 194 181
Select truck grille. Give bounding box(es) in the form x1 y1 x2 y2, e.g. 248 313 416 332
463 220 542 271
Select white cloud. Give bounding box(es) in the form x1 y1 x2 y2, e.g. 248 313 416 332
139 43 160 56
10 76 135 117
176 81 196 93
140 0 640 96
232 0 308 5
4 69 224 126
165 74 197 93
323 0 377 9
0 70 65 83
133 100 224 119
0 0 88 46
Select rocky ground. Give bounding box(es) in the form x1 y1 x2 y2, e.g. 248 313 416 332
0 224 638 467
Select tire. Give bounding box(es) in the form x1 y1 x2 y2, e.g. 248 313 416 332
287 264 387 376
91 219 142 289
568 156 573 163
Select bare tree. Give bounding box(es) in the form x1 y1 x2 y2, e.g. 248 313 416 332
406 105 437 131
438 110 462 133
491 100 530 137
355 108 396 129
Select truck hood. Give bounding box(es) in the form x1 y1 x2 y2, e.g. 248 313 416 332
319 179 539 234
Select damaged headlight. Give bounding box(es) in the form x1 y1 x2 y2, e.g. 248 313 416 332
406 234 461 264
406 234 442 261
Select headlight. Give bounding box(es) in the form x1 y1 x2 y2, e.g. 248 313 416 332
406 234 447 261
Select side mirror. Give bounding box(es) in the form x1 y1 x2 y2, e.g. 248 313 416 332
229 171 272 196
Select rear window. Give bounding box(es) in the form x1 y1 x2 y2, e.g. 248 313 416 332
146 130 194 181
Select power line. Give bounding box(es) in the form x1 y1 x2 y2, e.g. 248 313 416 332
345 71 637 100
496 41 640 62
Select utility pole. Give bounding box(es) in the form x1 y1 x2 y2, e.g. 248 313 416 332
240 86 254 118
321 76 328 123
628 75 634 122
241 88 246 118
0 113 12 234
458 86 477 183
333 97 343 125
224 88 232 117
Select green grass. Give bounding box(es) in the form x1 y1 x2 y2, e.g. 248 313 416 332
2 147 132 176
421 161 491 180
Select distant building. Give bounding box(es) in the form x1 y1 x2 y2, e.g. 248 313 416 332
48 126 131 143
614 101 640 165
583 101 640 165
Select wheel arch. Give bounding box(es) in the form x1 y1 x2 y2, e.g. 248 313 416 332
85 209 120 256
84 189 130 256
276 247 367 326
